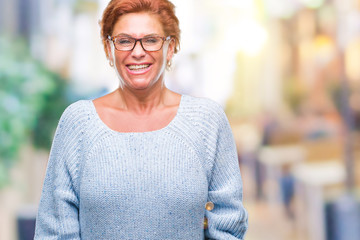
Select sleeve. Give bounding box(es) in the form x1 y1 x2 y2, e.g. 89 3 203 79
205 106 248 240
34 104 82 239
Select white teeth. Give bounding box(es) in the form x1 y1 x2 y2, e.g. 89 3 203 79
128 64 150 70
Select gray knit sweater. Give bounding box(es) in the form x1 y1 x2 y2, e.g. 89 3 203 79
34 94 248 239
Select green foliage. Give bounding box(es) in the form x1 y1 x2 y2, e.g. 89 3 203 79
32 71 68 150
0 37 69 188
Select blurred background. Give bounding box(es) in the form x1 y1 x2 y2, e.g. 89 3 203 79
1 0 360 239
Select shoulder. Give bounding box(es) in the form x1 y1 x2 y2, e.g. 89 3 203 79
178 95 234 165
57 99 92 130
182 95 224 113
181 95 228 125
61 100 91 119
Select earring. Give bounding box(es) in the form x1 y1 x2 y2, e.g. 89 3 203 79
167 60 172 68
109 60 114 67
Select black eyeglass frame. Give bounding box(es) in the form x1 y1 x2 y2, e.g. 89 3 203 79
107 35 172 52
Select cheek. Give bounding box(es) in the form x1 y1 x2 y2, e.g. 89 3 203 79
114 53 127 65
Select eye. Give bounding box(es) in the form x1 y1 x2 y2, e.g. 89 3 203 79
143 37 160 45
115 38 133 45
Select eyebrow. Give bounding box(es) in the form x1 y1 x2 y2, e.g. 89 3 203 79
113 33 162 38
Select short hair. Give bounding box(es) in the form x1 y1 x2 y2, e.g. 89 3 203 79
100 0 180 58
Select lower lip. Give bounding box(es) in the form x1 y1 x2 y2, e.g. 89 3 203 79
126 65 152 75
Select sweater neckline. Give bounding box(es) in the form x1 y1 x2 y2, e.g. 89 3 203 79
88 94 185 135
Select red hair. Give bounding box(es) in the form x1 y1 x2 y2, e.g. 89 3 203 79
100 0 180 58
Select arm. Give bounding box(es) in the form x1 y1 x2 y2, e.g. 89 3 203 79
205 106 248 240
35 104 83 239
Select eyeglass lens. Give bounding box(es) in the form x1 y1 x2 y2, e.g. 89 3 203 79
113 37 164 51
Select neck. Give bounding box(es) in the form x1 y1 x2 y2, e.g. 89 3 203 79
115 81 170 115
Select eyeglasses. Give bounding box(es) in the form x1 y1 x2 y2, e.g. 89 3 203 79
107 35 171 52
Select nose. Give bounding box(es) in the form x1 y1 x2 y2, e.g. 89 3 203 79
131 40 146 58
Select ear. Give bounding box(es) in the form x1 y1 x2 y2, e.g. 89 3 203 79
166 38 175 62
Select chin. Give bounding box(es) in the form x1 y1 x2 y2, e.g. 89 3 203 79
125 79 155 90
125 74 163 90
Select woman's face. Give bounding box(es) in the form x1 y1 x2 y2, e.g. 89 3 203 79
108 12 174 91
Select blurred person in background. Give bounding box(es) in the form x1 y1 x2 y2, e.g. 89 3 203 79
34 0 248 239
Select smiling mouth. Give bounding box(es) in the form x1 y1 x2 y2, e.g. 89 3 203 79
127 64 151 71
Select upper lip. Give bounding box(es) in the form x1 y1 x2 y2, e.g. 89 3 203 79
126 62 152 66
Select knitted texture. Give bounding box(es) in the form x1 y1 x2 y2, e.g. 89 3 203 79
34 95 248 240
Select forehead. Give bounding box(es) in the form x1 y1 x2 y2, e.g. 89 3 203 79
112 12 164 37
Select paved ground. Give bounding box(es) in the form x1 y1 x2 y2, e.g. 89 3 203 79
244 200 301 240
241 163 304 240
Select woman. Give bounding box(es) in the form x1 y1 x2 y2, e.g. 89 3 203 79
35 0 248 239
